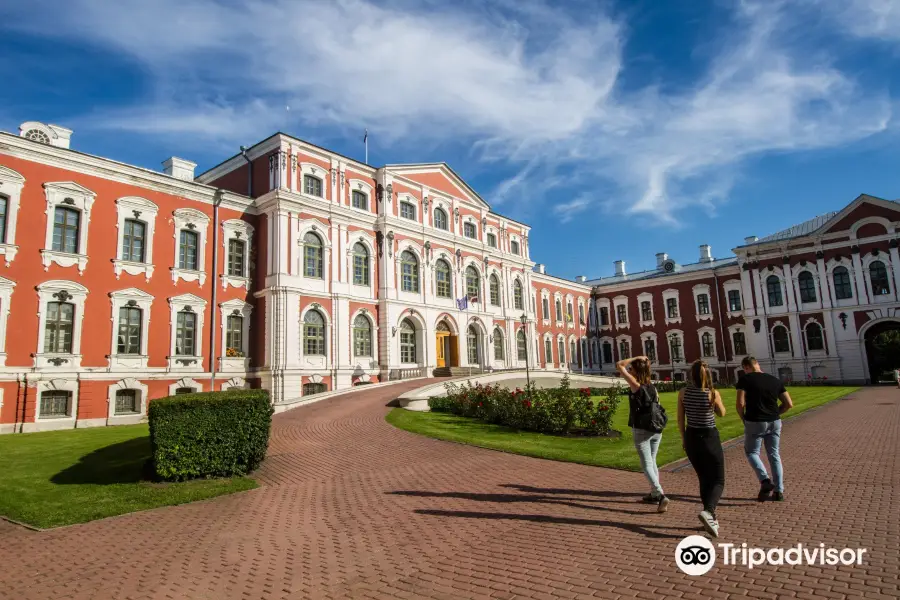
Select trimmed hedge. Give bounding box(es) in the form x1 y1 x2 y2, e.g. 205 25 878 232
149 389 273 481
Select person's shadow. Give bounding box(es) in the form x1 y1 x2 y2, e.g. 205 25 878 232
51 437 154 485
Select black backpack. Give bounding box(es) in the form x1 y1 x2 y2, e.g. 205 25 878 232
635 386 668 433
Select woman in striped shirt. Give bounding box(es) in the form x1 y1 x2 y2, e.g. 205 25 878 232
678 359 727 538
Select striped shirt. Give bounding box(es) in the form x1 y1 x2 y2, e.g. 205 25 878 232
683 385 716 428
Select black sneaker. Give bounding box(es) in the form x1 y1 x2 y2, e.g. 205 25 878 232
758 479 775 502
772 491 784 502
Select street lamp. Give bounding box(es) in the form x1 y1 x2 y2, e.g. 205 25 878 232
520 313 531 392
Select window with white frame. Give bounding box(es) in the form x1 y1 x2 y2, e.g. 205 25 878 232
167 293 206 370
510 240 520 255
602 341 613 364
114 196 158 281
401 250 419 293
662 289 681 324
544 336 553 364
868 260 891 296
304 232 324 279
668 331 684 363
692 284 712 319
578 302 585 325
666 298 679 318
804 321 825 352
727 289 742 312
435 259 452 298
107 378 149 421
797 271 817 303
489 274 501 306
109 288 153 369
354 314 373 358
558 337 566 363
171 208 209 285
517 330 528 361
0 166 24 265
732 329 747 356
304 174 323 197
221 219 254 288
400 201 417 221
487 232 497 247
643 336 657 362
513 280 524 310
599 305 610 327
618 338 630 359
0 276 15 366
700 329 716 358
771 324 791 354
832 266 854 300
463 222 477 239
466 266 480 301
697 294 710 315
571 339 578 365
493 328 504 360
766 275 784 307
41 182 96 273
434 208 448 231
220 299 252 366
41 390 72 419
352 242 370 286
304 309 327 356
35 281 88 369
640 301 652 323
555 297 563 321
615 302 628 325
400 319 417 363
567 300 574 322
352 190 368 210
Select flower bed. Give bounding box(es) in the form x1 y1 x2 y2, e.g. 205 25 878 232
428 375 623 436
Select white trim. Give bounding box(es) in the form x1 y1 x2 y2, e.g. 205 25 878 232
825 257 857 308
31 377 79 429
759 267 789 314
613 295 629 329
637 292 655 327
167 293 207 371
108 288 154 369
300 303 331 369
0 165 24 265
639 330 659 364
692 283 713 322
801 317 827 357
107 378 149 424
862 252 896 303
298 219 332 293
722 279 744 317
666 329 686 365
697 325 718 361
34 280 88 369
41 181 95 274
168 376 202 396
0 276 15 366
221 376 249 391
728 323 748 361
221 218 254 289
769 321 793 358
113 196 159 281
219 298 253 371
662 289 682 325
171 208 210 285
350 308 379 369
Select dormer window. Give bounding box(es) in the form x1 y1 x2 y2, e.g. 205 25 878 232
24 129 50 144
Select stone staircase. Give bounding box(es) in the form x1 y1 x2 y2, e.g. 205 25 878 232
432 366 485 378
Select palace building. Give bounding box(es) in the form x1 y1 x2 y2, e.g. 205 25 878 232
0 121 897 432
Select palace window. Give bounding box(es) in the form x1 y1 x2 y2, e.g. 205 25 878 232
352 242 369 286
466 266 480 301
670 335 683 362
467 326 479 364
727 289 742 311
351 190 368 210
701 332 715 357
487 233 497 247
400 201 416 221
117 306 142 355
567 301 574 322
602 342 612 364
616 304 627 324
619 340 630 359
798 271 817 303
766 275 783 307
114 389 139 415
833 267 853 300
666 298 679 319
179 230 199 270
732 331 747 355
599 306 609 326
555 299 563 321
463 222 477 239
40 391 71 418
52 207 80 253
44 301 74 353
513 280 524 310
578 304 585 324
869 261 890 295
772 325 790 353
303 382 328 395
644 338 656 362
0 195 7 244
510 240 520 255
227 239 246 277
304 310 326 356
174 387 195 395
121 219 146 262
805 322 824 352
494 329 505 360
226 315 243 356
304 175 323 197
571 340 578 365
558 339 566 363
435 259 451 298
175 310 197 356
517 330 528 360
490 275 501 306
401 251 419 293
641 301 652 322
544 338 553 364
541 297 550 318
697 294 710 315
304 233 324 279
400 319 416 363
353 315 372 357
434 208 448 230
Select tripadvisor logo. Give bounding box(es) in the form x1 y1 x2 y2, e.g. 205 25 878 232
675 537 868 575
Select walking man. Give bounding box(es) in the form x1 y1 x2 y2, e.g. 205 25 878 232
735 356 793 502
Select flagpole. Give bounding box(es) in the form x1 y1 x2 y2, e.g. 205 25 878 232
364 128 368 165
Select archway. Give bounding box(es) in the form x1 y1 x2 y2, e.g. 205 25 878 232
863 319 900 384
435 319 458 368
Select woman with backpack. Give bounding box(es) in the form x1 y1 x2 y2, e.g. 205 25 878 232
617 355 669 513
678 359 727 538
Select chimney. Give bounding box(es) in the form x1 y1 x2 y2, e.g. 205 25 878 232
699 244 712 263
655 252 668 270
744 235 758 244
533 264 545 275
614 260 626 277
575 275 586 283
162 157 197 181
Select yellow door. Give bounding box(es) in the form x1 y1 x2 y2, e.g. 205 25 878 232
436 333 447 367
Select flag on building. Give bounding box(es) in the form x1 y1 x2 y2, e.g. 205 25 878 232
456 296 468 310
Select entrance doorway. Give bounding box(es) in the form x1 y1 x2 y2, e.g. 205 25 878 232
435 320 458 368
864 319 900 384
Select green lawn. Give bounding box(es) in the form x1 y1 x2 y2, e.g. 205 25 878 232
0 424 258 529
387 386 858 471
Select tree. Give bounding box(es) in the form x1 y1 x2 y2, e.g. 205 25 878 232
873 330 900 367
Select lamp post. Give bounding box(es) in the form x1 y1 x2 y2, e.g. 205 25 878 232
521 313 531 392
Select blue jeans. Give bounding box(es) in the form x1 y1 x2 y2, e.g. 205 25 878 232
633 428 663 497
744 420 784 492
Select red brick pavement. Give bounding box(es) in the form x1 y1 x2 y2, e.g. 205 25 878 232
0 381 898 600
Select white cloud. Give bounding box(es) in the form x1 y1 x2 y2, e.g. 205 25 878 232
554 195 592 223
2 0 894 222
812 0 900 41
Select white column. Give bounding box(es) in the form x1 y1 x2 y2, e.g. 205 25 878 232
740 265 756 317
276 210 289 274
851 252 868 305
335 297 351 369
817 255 832 309
783 262 798 313
752 268 766 315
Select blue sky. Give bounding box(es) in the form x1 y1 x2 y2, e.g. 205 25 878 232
1 0 899 280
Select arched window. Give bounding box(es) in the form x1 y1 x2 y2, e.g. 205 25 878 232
493 328 505 360
558 338 566 363
544 338 553 364
304 310 326 356
555 299 563 321
351 242 370 286
400 251 419 293
772 325 790 354
399 319 416 363
599 307 609 326
869 260 890 295
567 301 574 321
797 271 817 303
304 233 323 279
733 331 747 355
805 322 824 352
517 330 528 360
353 315 372 357
304 175 323 197
578 303 585 324
351 190 368 210
833 266 853 300
669 335 683 362
489 275 501 306
434 208 448 230
766 275 783 307
513 280 524 310
465 266 480 301
701 332 715 357
571 340 578 364
619 339 630 359
435 259 451 298
542 297 550 318
643 338 657 362
467 325 479 364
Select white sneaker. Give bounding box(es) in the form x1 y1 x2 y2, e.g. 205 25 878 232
699 510 719 538
657 496 670 513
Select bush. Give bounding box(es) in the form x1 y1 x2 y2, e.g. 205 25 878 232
428 375 624 436
149 389 273 481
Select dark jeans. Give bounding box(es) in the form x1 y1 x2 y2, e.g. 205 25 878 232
684 427 725 516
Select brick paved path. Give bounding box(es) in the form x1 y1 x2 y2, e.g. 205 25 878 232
1 382 898 599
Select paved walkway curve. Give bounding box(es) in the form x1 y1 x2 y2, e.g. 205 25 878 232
1 381 898 600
